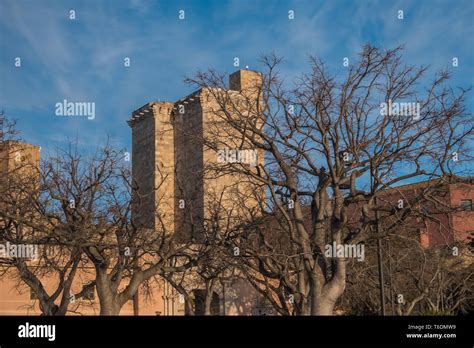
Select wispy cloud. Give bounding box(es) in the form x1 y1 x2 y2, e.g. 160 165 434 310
0 0 472 157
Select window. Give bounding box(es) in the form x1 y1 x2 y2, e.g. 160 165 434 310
81 283 95 301
460 199 472 211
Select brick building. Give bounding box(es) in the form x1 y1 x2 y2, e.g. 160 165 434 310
345 178 474 248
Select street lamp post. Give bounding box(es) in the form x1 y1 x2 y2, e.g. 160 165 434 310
374 196 386 316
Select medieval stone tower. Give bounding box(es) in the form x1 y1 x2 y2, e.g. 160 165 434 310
127 69 264 241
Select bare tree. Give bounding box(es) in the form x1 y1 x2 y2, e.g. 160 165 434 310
0 135 198 315
0 114 89 316
342 234 473 316
185 45 473 315
369 179 474 316
49 143 198 315
162 189 242 315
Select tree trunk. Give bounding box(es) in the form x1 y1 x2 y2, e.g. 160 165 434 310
203 280 216 315
99 301 121 316
95 270 122 316
313 298 337 315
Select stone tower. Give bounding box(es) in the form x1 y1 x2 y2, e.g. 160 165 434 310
128 69 264 241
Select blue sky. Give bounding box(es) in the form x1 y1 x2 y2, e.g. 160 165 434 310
0 0 473 161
